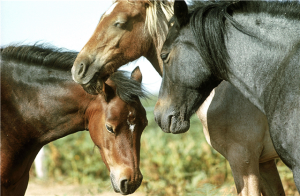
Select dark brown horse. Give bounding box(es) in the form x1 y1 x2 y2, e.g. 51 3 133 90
70 1 286 195
1 44 148 196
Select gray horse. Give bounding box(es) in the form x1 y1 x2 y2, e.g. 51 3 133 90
154 0 300 193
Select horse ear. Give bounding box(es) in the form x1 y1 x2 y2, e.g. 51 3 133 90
131 66 142 83
102 82 114 102
174 0 189 26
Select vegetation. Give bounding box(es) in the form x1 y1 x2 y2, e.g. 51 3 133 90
30 96 298 195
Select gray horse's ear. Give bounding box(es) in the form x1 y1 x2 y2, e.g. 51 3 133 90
174 0 188 26
131 66 142 83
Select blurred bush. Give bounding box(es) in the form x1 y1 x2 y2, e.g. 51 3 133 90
31 95 298 195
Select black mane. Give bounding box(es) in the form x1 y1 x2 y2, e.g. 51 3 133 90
0 44 149 102
187 0 300 80
0 43 78 71
109 71 150 103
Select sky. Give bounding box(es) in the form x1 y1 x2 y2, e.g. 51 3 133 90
1 0 162 94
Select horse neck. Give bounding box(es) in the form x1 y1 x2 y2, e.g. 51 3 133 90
144 5 171 76
1 61 94 145
226 14 300 116
145 43 164 76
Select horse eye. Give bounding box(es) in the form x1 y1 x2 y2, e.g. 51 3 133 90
105 124 115 134
161 53 169 61
114 21 126 28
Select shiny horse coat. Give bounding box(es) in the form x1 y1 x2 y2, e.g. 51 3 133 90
155 0 300 193
1 44 148 195
71 1 287 195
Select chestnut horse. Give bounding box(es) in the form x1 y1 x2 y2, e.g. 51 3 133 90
1 44 148 196
71 1 285 195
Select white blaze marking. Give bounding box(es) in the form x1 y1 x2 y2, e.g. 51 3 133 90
127 119 136 132
104 2 118 17
127 112 136 132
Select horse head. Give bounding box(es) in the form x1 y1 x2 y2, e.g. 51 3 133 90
87 67 148 195
154 0 221 134
71 0 173 94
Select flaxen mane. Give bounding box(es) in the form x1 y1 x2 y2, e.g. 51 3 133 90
144 0 174 47
113 0 174 47
187 1 300 81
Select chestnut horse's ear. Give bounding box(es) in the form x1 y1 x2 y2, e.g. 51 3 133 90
174 0 189 26
102 82 114 102
131 66 142 83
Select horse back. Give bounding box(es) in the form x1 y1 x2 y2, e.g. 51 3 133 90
1 58 87 184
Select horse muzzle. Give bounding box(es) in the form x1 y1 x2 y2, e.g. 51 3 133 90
110 171 143 195
154 103 190 134
169 115 190 134
71 51 106 85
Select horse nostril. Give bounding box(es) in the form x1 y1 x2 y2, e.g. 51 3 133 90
78 62 85 76
154 110 161 126
120 179 128 193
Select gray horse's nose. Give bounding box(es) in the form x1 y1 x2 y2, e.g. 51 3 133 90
154 103 172 133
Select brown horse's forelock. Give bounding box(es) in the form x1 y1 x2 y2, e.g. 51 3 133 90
109 71 150 104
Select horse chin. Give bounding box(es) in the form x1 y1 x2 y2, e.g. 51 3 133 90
170 115 190 134
81 74 105 95
81 83 98 95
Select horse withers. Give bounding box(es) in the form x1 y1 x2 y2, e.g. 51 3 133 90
154 0 300 192
0 44 148 196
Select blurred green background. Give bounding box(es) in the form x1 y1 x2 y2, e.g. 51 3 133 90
28 96 298 196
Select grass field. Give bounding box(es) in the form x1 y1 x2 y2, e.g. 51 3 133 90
28 96 298 196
